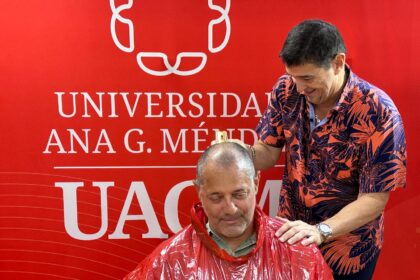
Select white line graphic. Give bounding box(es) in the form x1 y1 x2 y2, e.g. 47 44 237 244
110 0 134 52
137 52 207 76
54 165 285 170
109 0 231 76
208 0 231 53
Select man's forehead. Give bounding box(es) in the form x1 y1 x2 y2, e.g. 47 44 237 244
285 63 329 77
200 170 253 191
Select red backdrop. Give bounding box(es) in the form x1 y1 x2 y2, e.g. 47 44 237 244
0 1 419 279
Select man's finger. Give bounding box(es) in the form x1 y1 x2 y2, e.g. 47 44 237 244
275 219 303 238
278 225 303 242
287 229 311 245
301 235 317 246
275 219 292 237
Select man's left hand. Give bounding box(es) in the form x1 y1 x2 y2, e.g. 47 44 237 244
275 217 323 246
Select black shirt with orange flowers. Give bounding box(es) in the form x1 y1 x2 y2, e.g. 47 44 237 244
257 66 406 276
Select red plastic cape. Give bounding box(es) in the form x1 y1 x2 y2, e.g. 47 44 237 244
124 203 333 279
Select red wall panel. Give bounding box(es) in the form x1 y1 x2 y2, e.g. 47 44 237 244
0 1 418 279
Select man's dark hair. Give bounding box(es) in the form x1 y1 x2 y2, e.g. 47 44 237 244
280 19 346 68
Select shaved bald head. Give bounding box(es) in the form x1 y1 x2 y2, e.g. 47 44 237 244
195 142 255 186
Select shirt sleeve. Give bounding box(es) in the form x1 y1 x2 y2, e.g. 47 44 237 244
359 97 407 193
256 77 288 148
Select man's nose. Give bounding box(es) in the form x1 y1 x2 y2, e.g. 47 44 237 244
296 81 306 93
223 197 238 215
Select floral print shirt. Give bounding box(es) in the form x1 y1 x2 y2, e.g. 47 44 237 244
256 66 406 275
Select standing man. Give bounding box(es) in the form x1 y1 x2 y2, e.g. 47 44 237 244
250 19 406 279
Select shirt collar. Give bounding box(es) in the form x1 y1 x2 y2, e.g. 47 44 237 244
332 64 360 114
206 222 257 257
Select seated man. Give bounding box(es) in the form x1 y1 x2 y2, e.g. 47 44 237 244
125 142 333 279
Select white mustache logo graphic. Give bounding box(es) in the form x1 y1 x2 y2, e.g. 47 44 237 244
110 0 231 76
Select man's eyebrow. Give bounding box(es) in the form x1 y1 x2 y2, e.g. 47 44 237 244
232 188 247 193
207 192 222 196
207 188 246 196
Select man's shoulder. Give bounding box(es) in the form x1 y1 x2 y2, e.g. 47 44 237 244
154 225 196 259
138 224 196 270
272 75 298 97
123 225 196 279
269 74 302 110
263 216 324 255
264 215 282 229
351 72 398 112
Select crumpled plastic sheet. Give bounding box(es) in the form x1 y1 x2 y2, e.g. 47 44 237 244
124 204 333 280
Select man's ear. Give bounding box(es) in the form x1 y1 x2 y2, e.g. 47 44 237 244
333 53 346 74
194 179 204 198
254 171 261 193
193 179 200 192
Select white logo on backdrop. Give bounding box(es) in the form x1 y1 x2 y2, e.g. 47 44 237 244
110 0 231 76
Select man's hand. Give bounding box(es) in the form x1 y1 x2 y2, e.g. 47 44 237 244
210 138 282 171
275 217 323 246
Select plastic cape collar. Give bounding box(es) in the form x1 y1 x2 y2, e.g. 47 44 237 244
190 202 266 263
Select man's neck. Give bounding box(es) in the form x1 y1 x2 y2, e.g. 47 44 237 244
208 222 255 252
226 224 255 252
